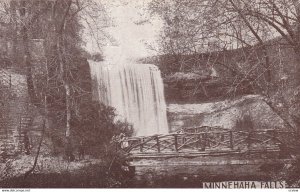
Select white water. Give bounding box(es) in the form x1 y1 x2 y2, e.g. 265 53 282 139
89 60 169 136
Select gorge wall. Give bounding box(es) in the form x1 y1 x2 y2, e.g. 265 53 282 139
167 95 286 133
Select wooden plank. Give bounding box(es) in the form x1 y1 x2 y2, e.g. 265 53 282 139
129 158 295 167
174 135 178 152
156 136 160 153
129 149 281 159
140 138 143 152
229 131 233 149
123 129 296 155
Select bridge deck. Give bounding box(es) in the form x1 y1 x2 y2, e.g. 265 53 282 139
128 147 281 159
116 126 297 179
116 126 296 158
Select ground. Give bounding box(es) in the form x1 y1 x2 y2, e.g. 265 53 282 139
0 154 102 181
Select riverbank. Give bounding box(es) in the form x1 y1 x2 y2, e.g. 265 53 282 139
0 154 126 188
1 153 300 188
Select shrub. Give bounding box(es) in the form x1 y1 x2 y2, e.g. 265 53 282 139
71 101 133 157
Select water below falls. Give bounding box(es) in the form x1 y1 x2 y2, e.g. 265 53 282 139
89 60 169 136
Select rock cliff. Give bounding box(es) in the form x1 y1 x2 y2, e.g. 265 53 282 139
167 95 286 132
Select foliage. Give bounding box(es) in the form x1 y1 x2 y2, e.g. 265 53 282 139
149 0 300 133
149 0 300 85
71 101 133 156
0 0 117 157
150 0 300 57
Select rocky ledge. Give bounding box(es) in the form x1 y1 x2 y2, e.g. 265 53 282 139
167 95 286 132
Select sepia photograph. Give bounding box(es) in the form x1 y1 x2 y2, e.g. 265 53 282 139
0 0 300 189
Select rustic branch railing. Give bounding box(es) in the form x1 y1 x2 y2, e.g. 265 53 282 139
116 126 297 155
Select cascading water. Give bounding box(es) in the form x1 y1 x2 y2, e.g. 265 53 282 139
89 60 169 136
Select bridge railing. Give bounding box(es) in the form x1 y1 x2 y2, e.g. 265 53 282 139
117 127 297 154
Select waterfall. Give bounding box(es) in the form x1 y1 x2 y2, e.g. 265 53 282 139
89 60 169 136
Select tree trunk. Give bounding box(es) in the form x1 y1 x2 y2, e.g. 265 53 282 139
292 0 300 85
24 119 46 178
229 0 272 89
51 0 73 158
293 47 300 86
56 36 71 138
19 1 37 104
65 83 71 137
262 47 272 84
9 0 18 65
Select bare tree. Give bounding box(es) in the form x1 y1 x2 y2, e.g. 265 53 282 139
0 0 111 157
149 0 300 131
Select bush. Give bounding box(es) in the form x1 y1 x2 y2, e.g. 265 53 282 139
71 101 133 157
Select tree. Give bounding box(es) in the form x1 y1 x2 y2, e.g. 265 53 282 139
36 0 110 153
149 0 300 131
0 0 111 157
150 0 300 72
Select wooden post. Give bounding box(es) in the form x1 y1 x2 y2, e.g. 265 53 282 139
19 116 22 153
9 74 11 88
229 131 233 149
273 130 278 140
156 136 160 153
271 130 279 146
197 134 201 149
247 132 252 149
205 133 209 148
140 138 143 153
174 135 178 152
202 133 207 151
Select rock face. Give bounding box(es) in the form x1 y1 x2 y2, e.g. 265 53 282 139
164 73 253 104
167 95 286 132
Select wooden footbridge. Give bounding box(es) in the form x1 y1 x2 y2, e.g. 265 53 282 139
115 126 298 178
116 126 297 158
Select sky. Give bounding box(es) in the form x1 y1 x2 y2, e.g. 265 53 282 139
84 0 163 63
